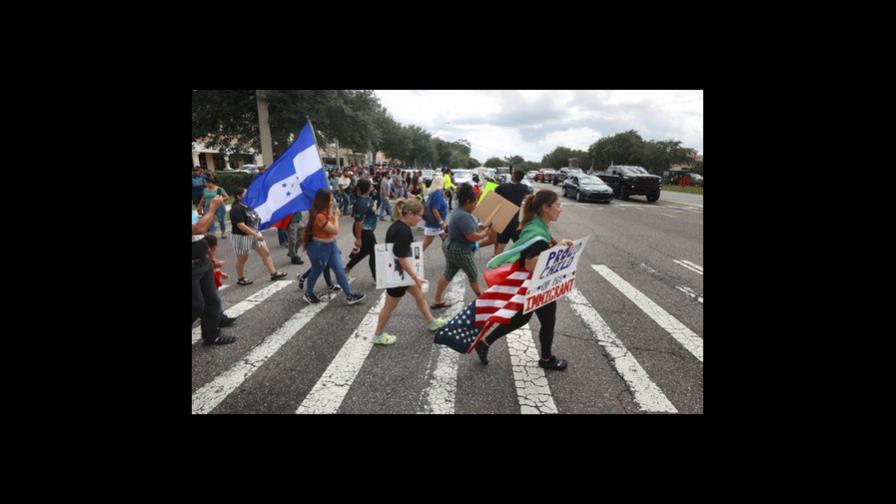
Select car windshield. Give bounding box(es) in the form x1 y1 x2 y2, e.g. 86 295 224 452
453 170 472 177
579 176 606 186
422 170 435 176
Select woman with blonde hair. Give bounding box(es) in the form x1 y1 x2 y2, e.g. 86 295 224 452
371 198 447 345
421 175 448 251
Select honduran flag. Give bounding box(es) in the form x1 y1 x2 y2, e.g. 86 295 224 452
243 121 329 230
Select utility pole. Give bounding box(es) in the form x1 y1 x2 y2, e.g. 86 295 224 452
256 90 274 168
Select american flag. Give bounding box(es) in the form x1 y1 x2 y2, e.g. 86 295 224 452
433 260 532 354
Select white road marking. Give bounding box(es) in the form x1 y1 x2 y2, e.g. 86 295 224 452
417 277 467 414
673 259 703 276
566 288 677 413
507 324 559 414
191 290 343 414
192 280 296 344
676 286 703 304
296 292 388 414
593 265 703 363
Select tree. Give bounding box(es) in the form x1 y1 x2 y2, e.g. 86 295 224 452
484 157 504 168
504 155 525 167
587 130 645 171
466 157 481 169
192 89 387 160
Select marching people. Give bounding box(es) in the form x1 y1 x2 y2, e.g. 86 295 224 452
301 189 366 305
472 189 571 371
344 178 378 282
421 174 448 252
192 195 236 345
229 187 289 286
429 184 492 310
371 198 447 345
197 175 229 239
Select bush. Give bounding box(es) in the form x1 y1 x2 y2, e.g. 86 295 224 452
213 172 255 197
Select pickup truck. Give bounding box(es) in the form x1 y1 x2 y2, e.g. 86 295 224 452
594 165 662 202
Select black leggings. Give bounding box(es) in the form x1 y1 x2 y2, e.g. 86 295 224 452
345 229 377 279
484 301 557 359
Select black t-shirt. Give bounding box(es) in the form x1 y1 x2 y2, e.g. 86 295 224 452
385 220 413 258
520 238 553 263
495 182 530 207
229 202 260 235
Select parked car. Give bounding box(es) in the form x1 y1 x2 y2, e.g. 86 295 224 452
562 175 614 203
594 165 662 202
451 169 478 189
553 167 585 186
421 169 436 186
534 169 556 183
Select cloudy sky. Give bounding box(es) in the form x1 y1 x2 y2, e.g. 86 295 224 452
373 90 703 163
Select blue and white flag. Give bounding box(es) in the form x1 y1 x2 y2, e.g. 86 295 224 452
243 121 329 230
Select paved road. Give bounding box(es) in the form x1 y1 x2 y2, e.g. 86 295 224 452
192 183 703 414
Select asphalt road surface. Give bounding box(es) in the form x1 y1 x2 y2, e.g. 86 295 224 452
192 182 703 414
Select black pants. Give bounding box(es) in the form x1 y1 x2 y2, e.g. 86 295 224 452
192 259 221 342
484 301 556 359
345 229 377 279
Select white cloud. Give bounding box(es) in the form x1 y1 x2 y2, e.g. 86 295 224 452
373 90 703 163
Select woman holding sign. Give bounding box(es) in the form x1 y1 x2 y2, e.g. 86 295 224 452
371 198 447 345
473 189 572 371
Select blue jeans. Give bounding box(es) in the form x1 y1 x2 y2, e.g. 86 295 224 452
277 227 288 245
204 204 227 234
378 197 392 218
305 240 353 296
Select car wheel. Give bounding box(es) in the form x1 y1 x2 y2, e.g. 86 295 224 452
647 193 659 202
617 185 628 200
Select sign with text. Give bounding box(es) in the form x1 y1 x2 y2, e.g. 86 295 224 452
375 241 424 289
523 235 590 314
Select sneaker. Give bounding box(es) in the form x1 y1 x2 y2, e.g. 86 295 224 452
218 316 237 328
303 292 321 304
426 318 447 332
371 332 397 345
538 355 568 371
329 284 342 293
298 274 306 291
203 334 237 346
474 340 489 365
346 293 366 305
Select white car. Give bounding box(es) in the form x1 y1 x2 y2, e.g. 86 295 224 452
451 169 478 188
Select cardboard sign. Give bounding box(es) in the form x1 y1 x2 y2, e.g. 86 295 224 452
375 241 424 289
523 235 590 314
472 190 520 234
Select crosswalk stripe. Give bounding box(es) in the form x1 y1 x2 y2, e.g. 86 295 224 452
508 324 558 414
673 259 703 275
566 288 678 412
192 280 296 344
592 265 703 363
191 290 343 414
680 259 703 272
296 292 388 414
417 277 467 414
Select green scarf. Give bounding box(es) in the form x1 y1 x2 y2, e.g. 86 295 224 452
487 215 551 269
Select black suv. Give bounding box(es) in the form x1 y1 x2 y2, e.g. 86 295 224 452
594 165 662 202
552 167 585 186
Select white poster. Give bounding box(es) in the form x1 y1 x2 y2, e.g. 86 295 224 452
375 241 424 289
523 235 590 314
